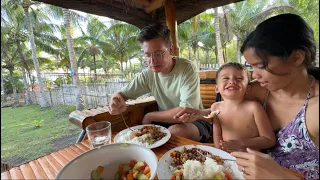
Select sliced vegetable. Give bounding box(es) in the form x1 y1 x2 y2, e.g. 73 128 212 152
129 160 137 167
90 170 101 180
133 171 139 179
133 161 144 170
143 166 150 174
225 173 232 180
137 173 149 180
123 165 131 173
96 166 104 175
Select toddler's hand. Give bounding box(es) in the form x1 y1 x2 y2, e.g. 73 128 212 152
220 140 246 153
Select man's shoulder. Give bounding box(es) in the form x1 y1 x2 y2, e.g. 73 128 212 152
174 57 196 71
174 57 196 68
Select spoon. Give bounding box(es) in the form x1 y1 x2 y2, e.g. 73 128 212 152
203 110 220 119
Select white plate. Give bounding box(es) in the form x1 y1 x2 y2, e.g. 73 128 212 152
157 145 244 180
114 124 171 149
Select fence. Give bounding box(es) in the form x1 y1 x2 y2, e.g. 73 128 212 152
29 81 128 109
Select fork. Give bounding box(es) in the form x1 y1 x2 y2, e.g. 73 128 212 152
196 149 235 162
106 103 135 132
120 112 135 132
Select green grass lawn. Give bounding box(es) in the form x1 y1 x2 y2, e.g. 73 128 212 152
1 104 82 165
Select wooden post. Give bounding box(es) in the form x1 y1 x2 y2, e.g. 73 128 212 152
164 0 179 56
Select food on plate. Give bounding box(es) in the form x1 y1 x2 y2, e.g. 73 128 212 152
169 147 233 180
115 160 151 180
117 126 167 147
90 165 104 180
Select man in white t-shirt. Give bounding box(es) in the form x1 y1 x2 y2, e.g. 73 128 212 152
108 23 211 142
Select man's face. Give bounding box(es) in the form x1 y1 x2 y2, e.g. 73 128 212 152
142 37 172 74
216 67 249 100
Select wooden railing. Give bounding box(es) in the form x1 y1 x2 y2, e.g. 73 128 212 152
69 97 158 133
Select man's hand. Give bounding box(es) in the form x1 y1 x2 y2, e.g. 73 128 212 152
108 92 127 115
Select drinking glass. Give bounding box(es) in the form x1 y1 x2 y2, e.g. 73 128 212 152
86 121 112 149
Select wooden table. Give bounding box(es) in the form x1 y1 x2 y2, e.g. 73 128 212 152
1 134 200 180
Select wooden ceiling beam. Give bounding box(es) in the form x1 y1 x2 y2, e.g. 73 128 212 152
165 0 179 56
34 0 244 29
144 0 165 13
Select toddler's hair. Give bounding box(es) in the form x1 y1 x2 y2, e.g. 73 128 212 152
216 62 251 83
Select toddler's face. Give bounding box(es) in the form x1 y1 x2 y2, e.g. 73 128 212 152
216 67 249 99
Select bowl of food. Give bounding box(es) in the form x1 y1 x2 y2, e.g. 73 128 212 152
55 143 158 180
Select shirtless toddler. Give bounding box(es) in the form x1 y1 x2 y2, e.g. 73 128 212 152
174 62 276 152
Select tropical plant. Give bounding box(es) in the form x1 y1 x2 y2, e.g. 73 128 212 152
104 22 140 76
33 119 44 127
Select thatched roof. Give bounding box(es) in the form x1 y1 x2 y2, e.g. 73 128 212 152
34 0 243 28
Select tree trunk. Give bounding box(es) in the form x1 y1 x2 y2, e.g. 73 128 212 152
93 54 97 81
206 49 209 65
120 54 124 76
214 47 218 64
223 45 227 62
63 8 83 110
1 64 6 103
83 68 86 83
17 41 32 105
236 38 241 63
9 70 19 104
214 7 224 66
129 59 132 79
23 6 49 107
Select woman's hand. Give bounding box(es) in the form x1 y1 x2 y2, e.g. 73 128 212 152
231 148 300 179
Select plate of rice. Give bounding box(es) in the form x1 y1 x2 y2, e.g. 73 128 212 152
113 125 171 149
157 145 244 180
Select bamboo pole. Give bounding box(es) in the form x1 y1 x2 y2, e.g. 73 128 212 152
164 0 179 56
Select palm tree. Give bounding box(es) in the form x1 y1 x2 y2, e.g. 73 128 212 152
104 22 140 75
223 0 268 61
178 14 213 66
46 5 86 110
1 4 32 104
63 9 83 110
76 16 109 82
214 7 225 65
6 0 50 107
2 45 19 104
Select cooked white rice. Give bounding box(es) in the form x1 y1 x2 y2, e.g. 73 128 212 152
117 131 152 147
183 157 226 179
